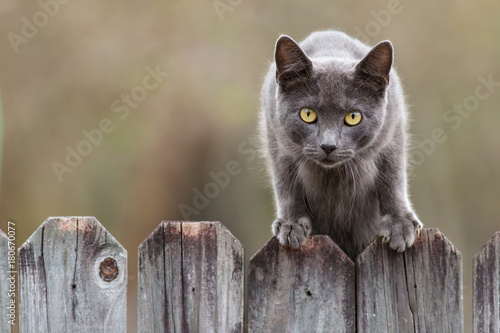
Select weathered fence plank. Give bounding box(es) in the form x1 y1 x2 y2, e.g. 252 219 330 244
248 235 355 333
1 229 12 333
474 231 500 332
18 217 127 332
356 228 463 332
138 221 244 333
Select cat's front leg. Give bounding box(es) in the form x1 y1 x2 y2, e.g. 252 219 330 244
376 151 423 252
270 157 312 249
272 216 312 249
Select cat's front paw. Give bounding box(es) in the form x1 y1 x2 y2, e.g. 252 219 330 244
378 211 423 252
272 217 311 249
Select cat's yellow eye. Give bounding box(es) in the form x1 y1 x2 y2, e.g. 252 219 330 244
300 108 317 123
345 111 362 126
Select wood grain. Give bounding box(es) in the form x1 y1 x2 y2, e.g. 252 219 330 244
474 231 500 333
138 221 244 333
248 235 355 333
356 228 463 333
18 217 127 332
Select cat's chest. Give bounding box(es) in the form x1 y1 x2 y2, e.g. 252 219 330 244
298 161 378 210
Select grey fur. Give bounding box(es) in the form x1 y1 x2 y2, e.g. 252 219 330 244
259 31 422 259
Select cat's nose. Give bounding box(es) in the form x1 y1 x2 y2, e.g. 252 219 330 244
320 143 337 155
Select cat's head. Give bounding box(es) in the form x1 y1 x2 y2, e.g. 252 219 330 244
273 35 393 168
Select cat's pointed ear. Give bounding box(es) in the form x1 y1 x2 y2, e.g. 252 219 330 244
355 41 393 90
275 35 313 89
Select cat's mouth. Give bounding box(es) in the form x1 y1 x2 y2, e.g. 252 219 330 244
321 154 354 167
304 148 355 167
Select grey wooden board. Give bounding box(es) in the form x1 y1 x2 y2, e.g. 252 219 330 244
0 229 12 333
18 217 127 333
474 231 500 333
248 235 355 333
138 221 244 333
356 228 463 333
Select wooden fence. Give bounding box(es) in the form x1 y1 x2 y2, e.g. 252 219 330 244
0 217 499 332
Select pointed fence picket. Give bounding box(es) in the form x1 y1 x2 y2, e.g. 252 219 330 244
18 217 127 332
137 221 244 333
248 235 355 333
6 217 500 332
356 229 463 332
474 232 500 333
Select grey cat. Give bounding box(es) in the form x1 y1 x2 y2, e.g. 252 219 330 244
259 31 422 259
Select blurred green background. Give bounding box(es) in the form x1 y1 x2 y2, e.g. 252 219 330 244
1 0 499 331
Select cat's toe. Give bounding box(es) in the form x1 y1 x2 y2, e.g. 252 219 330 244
272 217 311 249
272 218 284 236
272 218 292 246
413 215 424 234
379 212 422 252
288 233 303 249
